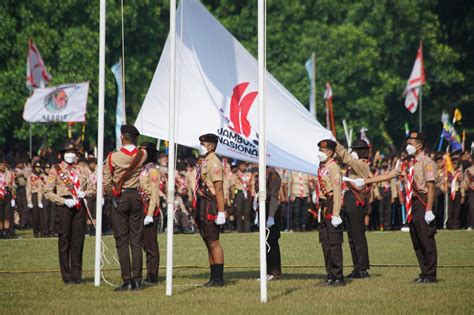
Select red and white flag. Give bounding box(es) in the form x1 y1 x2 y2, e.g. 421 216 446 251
404 42 426 113
324 81 336 136
323 81 333 101
26 39 52 91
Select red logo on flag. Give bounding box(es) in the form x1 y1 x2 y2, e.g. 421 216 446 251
229 82 258 138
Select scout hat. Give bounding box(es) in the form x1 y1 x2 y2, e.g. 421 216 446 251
317 139 336 150
199 133 219 144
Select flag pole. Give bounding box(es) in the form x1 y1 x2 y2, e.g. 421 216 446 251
94 0 106 287
29 124 32 159
166 0 177 297
419 85 423 132
258 0 268 304
311 52 316 118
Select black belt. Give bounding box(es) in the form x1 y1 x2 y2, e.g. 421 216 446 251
121 188 138 193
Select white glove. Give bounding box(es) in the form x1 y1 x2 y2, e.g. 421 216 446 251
215 212 226 225
144 215 154 226
266 216 275 228
354 178 365 187
28 203 34 209
425 211 435 224
11 199 16 208
331 215 343 227
64 199 76 208
76 190 86 199
38 202 44 209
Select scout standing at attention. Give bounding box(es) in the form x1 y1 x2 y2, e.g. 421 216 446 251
357 132 438 284
194 133 226 287
316 139 345 286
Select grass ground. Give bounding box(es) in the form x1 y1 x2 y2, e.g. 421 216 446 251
0 229 473 314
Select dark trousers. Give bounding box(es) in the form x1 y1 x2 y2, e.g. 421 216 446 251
410 199 437 280
266 218 281 277
280 202 291 230
379 189 392 230
142 220 159 278
234 191 252 232
111 190 144 282
57 204 86 283
447 192 462 229
468 190 474 228
292 197 309 230
17 186 30 227
343 192 370 272
319 213 343 280
31 193 41 236
0 195 13 226
434 192 445 229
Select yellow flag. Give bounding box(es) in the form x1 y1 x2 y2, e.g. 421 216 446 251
444 153 454 174
454 108 462 122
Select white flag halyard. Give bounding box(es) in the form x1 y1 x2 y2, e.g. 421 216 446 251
404 43 425 113
26 38 52 91
135 0 333 175
23 82 89 123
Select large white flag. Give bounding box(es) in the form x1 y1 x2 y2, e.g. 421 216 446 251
135 0 333 174
404 43 425 113
26 39 52 91
23 82 89 123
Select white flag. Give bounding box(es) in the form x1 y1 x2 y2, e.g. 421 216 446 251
404 43 425 113
135 0 333 175
26 39 52 91
23 82 89 123
324 81 333 100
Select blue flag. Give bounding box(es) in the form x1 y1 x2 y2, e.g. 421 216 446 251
111 61 126 148
305 57 315 117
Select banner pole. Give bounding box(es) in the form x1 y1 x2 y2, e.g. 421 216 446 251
29 124 32 159
94 0 106 287
166 0 177 297
419 85 423 132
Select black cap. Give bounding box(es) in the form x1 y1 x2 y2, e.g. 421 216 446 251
237 160 248 166
199 133 219 144
121 124 140 137
351 139 370 149
407 131 426 143
32 160 42 168
141 141 158 152
87 157 97 164
318 139 336 150
58 140 77 152
44 162 52 168
451 150 462 159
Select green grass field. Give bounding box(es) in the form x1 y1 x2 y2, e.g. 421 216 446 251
1 230 473 314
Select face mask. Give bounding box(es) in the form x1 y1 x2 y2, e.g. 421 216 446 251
64 153 76 164
317 151 328 162
350 151 359 160
199 145 208 155
406 144 417 156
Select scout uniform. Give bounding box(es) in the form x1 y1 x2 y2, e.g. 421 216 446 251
335 139 371 278
103 124 147 291
464 163 474 229
15 162 30 229
44 141 94 284
440 152 464 229
26 161 44 237
317 140 344 285
289 171 310 231
138 142 160 285
0 158 16 239
42 162 56 236
232 162 253 232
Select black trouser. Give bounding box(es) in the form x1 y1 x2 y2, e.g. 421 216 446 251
142 219 159 278
266 217 281 277
468 190 474 229
410 198 437 280
234 191 252 232
30 193 42 236
56 203 86 283
40 197 54 235
343 191 370 272
434 192 445 229
111 190 144 282
292 197 309 230
175 210 191 229
280 202 291 230
17 186 29 228
379 188 392 230
0 195 13 228
318 201 343 280
447 191 462 229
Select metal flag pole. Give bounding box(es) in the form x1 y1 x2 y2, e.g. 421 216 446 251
419 85 423 132
311 52 316 118
166 0 177 297
94 0 106 287
258 0 268 304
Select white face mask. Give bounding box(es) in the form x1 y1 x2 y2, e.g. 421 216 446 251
350 151 359 160
317 151 328 162
406 144 417 156
199 145 208 155
64 152 76 164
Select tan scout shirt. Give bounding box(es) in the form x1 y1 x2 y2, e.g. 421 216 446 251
15 167 30 187
26 172 44 205
289 171 310 198
318 159 342 217
465 165 474 191
186 168 197 202
201 152 223 195
0 170 16 197
103 146 148 194
139 163 160 213
232 171 252 192
387 152 436 194
44 161 95 206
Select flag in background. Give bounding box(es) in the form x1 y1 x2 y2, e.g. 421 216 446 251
111 61 127 149
324 81 336 136
404 42 426 113
440 111 462 151
453 108 462 123
305 57 315 117
26 39 52 91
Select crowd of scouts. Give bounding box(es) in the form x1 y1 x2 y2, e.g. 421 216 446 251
1 125 473 289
